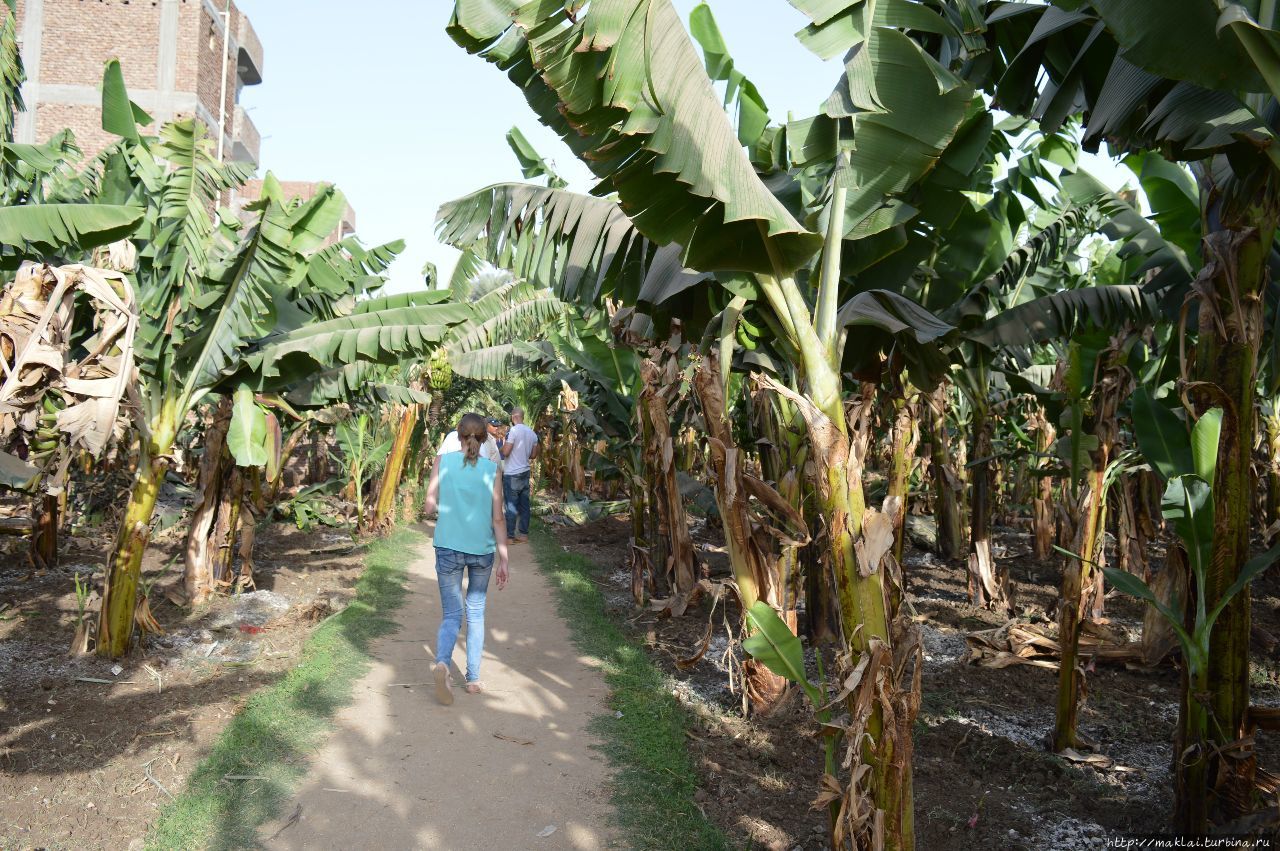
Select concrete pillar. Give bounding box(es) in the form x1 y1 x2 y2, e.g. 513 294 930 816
156 0 180 123
15 0 42 143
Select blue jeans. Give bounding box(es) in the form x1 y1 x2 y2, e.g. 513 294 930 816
504 472 531 539
434 547 494 683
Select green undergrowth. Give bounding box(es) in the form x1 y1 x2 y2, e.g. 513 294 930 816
529 524 730 851
144 527 421 851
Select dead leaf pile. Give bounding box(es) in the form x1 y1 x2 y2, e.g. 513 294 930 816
965 619 1161 671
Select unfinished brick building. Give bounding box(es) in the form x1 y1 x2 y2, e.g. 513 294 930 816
12 1 355 243
13 0 263 164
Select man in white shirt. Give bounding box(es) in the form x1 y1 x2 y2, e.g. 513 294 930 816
438 420 501 464
500 407 539 543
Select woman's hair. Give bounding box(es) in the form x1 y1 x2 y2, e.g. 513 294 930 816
457 412 487 467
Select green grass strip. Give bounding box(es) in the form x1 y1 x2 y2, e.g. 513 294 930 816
144 528 421 850
529 524 729 851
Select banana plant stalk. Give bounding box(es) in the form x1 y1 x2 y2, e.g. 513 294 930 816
694 350 809 713
1028 407 1057 562
967 382 1007 610
98 402 179 657
750 174 922 848
1263 398 1280 542
924 385 965 561
31 495 57 568
371 403 420 532
184 397 233 604
885 388 919 565
639 359 697 605
1052 339 1133 751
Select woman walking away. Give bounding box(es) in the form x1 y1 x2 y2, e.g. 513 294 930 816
423 413 509 705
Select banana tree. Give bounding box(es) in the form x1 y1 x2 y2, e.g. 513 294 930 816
91 68 473 654
969 0 1280 820
446 1 982 844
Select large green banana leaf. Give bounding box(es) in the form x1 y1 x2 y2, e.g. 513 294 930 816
172 198 297 406
1090 0 1277 95
822 28 974 237
445 282 565 379
790 0 961 60
983 2 1279 166
285 361 431 408
437 182 710 309
689 3 770 150
968 284 1157 349
0 4 22 146
505 126 566 189
0 203 143 251
449 0 821 274
354 289 452 314
150 119 253 288
242 301 474 388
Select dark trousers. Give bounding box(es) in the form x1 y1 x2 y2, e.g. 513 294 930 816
503 471 531 538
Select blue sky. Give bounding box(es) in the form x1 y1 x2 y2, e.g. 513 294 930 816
235 1 1131 294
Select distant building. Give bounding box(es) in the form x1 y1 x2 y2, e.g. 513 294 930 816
12 1 356 244
13 0 263 164
237 179 357 248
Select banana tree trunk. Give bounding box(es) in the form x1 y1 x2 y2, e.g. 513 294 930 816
309 428 330 485
637 404 667 597
558 413 586 495
968 399 1010 611
925 386 964 561
640 359 697 603
31 494 57 569
1189 216 1274 823
1053 343 1129 753
210 465 245 590
695 354 806 713
185 398 232 604
1266 410 1280 543
97 409 176 659
761 371 918 851
371 404 418 532
1052 461 1107 752
266 420 310 507
1115 475 1149 579
235 466 262 589
886 392 918 565
629 471 648 607
1030 409 1057 562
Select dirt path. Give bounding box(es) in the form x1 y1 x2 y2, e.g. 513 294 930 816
261 525 615 850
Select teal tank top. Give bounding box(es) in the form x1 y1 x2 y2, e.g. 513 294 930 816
433 453 498 555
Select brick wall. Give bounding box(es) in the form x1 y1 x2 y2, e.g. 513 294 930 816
35 103 114 154
14 0 256 161
37 0 162 89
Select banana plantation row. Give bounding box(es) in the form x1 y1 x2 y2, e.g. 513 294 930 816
3 0 1280 847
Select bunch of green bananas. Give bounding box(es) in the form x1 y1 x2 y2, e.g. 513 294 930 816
26 390 64 461
735 313 764 352
428 347 453 392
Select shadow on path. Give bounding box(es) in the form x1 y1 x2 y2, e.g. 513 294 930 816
259 523 615 850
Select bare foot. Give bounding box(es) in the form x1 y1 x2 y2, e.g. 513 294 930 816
433 663 454 706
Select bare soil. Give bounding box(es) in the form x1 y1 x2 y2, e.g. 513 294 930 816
259 528 615 850
0 519 367 850
552 514 1280 851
